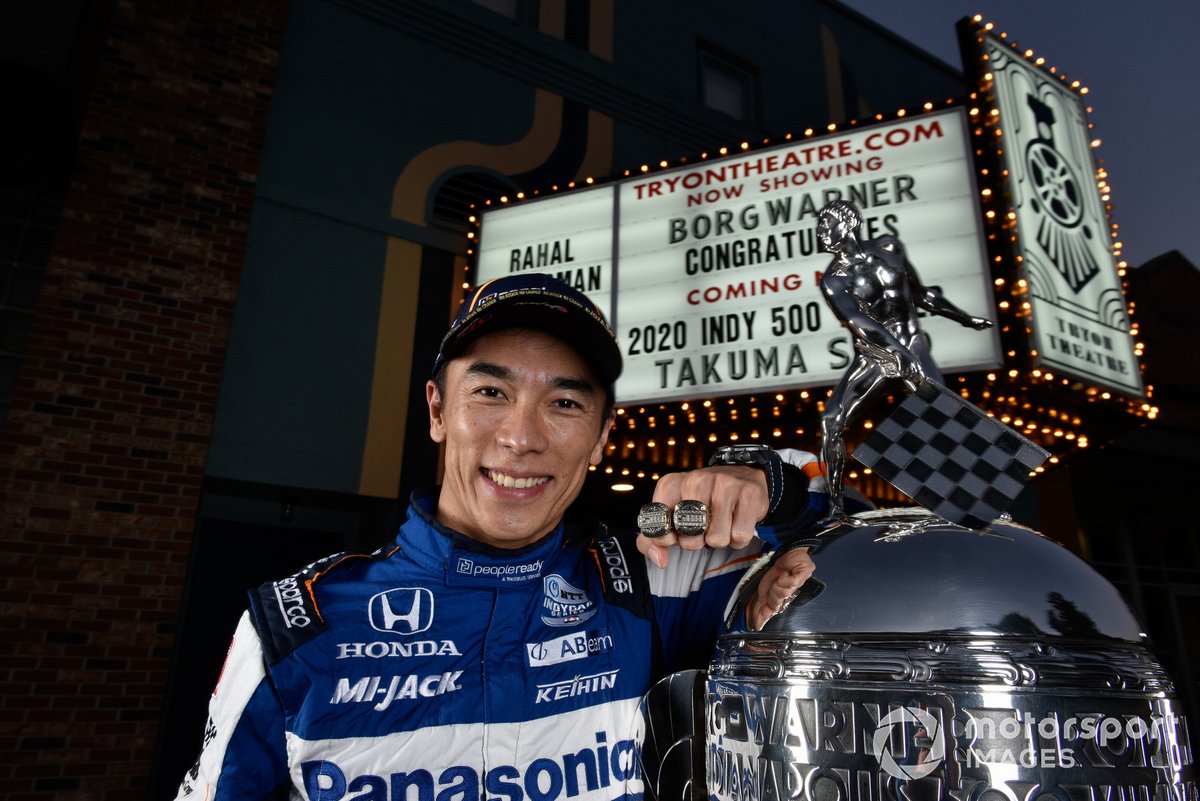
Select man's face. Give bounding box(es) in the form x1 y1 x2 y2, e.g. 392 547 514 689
427 327 612 549
817 212 848 253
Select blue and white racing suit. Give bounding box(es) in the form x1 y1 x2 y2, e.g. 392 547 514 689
175 451 831 801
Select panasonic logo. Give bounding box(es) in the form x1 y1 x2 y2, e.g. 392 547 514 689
335 640 461 659
329 672 463 712
301 731 639 800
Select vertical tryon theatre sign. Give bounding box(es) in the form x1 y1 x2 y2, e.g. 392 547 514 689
476 108 1000 405
980 31 1143 396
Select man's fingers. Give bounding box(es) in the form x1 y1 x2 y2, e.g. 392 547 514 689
636 533 672 568
727 488 762 548
752 547 814 629
640 464 771 565
703 500 734 550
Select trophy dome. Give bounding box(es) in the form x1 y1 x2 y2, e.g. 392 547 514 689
738 508 1145 643
704 510 1194 801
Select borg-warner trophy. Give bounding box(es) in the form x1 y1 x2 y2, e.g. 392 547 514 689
635 201 1196 801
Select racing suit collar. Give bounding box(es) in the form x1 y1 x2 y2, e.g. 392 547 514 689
402 487 565 587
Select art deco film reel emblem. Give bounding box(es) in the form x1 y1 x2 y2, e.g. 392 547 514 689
1025 139 1084 229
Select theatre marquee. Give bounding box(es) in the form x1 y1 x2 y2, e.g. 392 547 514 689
476 107 1001 405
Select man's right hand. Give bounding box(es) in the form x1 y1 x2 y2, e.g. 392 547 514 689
635 464 770 568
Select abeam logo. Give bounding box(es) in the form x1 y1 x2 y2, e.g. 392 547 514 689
527 629 613 667
301 731 640 800
368 588 433 635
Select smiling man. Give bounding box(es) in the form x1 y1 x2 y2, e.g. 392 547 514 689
176 274 834 801
428 327 610 549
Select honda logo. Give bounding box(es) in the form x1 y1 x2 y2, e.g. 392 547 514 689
368 588 434 635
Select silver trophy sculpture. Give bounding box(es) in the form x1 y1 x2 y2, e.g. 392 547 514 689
817 200 1047 529
637 201 1196 801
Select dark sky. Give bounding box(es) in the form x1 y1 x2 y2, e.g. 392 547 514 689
838 0 1199 271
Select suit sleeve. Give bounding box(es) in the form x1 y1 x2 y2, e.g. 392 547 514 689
648 448 841 671
647 544 763 672
174 611 290 801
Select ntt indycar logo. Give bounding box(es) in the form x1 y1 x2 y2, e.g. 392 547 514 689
300 730 640 801
541 575 596 627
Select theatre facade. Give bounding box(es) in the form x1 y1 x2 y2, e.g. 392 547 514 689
0 1 1193 798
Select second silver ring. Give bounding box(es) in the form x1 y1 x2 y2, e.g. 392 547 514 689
672 499 710 537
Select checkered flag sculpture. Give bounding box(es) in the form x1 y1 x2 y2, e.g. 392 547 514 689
814 199 1048 526
852 381 1050 529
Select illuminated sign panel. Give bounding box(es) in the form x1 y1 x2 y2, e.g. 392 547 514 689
983 33 1142 396
477 108 1000 404
476 186 616 320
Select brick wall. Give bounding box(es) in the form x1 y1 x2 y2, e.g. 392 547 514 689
0 1 287 797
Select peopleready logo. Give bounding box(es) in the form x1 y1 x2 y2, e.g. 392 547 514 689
455 557 544 584
872 706 1185 778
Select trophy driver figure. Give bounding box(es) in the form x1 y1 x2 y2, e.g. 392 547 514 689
817 200 994 515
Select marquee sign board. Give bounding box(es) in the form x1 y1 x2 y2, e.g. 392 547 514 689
476 108 1001 405
980 32 1143 396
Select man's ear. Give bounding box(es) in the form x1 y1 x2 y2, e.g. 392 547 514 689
427 380 447 444
589 413 614 467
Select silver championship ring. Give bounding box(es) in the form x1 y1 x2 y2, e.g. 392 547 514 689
637 502 673 538
672 500 710 537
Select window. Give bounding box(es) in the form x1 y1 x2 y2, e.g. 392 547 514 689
699 45 758 123
471 0 519 20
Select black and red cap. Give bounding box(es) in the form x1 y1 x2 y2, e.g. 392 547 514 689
431 274 623 387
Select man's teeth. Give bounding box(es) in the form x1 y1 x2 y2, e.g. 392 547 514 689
489 471 549 489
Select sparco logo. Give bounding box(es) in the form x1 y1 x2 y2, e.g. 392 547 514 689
273 576 311 629
597 538 633 595
368 588 433 635
871 706 944 780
